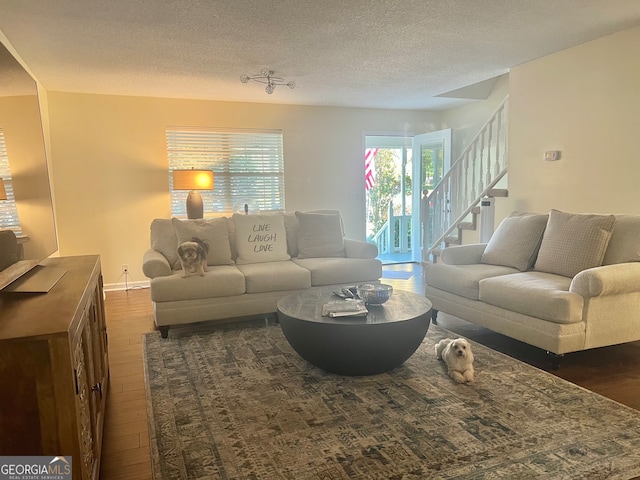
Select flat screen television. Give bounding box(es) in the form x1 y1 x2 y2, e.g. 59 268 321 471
0 38 58 291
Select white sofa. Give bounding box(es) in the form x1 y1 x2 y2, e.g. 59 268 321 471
143 211 382 337
424 210 640 363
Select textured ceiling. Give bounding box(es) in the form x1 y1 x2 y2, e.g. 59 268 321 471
0 0 639 110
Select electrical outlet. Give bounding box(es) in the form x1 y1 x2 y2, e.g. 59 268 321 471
122 264 129 274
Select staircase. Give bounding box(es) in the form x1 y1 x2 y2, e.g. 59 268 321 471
423 96 509 261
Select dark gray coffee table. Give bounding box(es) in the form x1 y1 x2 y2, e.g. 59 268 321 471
277 288 431 376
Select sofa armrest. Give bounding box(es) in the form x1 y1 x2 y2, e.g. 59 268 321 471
440 243 488 265
143 249 173 279
570 262 640 297
344 238 378 259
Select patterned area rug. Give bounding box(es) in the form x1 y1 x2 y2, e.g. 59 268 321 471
143 322 640 479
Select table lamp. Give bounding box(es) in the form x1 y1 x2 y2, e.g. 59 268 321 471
172 169 214 219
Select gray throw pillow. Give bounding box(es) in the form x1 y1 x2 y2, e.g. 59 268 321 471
295 211 345 259
481 212 549 271
534 209 616 278
172 217 234 266
151 219 179 266
602 215 640 265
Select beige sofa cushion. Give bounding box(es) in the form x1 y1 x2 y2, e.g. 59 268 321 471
480 272 583 324
293 257 382 286
481 212 548 271
233 213 290 264
295 211 345 259
150 265 245 302
603 214 640 264
534 210 615 278
237 261 311 293
172 217 234 266
425 263 519 300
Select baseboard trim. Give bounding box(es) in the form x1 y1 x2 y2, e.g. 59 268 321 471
104 280 150 292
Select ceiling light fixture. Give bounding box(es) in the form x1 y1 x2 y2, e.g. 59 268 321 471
240 69 295 94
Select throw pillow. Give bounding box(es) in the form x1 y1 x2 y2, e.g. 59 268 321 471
151 219 179 266
295 211 345 259
232 213 290 264
534 209 616 278
602 215 640 265
481 212 549 271
171 218 234 266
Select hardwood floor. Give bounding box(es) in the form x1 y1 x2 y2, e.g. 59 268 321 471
101 288 155 480
100 263 640 478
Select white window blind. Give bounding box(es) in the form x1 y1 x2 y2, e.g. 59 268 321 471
0 129 21 233
166 127 285 216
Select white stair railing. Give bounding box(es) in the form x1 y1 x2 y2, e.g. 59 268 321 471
423 96 509 260
371 200 412 256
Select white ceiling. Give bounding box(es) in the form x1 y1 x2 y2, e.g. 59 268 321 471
1 0 639 110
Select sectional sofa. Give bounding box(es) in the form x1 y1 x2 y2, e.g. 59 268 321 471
143 210 382 337
424 210 640 362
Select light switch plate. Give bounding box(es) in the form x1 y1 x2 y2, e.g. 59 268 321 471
544 151 561 161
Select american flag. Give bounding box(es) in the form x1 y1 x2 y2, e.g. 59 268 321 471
364 148 378 191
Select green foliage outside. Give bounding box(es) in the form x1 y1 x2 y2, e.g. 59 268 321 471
366 149 400 239
366 145 442 250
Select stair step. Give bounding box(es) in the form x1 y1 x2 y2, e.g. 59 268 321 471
444 235 461 245
488 188 509 198
457 222 475 230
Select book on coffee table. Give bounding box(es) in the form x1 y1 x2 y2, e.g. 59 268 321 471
322 299 368 317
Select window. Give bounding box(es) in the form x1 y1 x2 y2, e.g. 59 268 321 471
0 129 21 233
166 127 285 217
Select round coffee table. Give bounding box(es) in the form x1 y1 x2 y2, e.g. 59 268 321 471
277 288 431 376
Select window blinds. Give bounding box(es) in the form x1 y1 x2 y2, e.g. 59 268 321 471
166 128 285 216
0 129 21 233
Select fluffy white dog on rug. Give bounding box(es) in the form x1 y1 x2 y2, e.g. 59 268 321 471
435 338 475 384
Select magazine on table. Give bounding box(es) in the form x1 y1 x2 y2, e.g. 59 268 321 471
322 299 368 317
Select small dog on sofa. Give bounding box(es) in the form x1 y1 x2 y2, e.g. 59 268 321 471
177 237 209 277
435 338 475 384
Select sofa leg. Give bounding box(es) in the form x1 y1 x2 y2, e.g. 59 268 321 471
546 351 564 370
159 326 169 339
431 309 438 325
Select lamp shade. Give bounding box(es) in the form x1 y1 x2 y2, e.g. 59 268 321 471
172 169 214 191
0 178 6 200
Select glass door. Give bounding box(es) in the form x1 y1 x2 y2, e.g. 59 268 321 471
364 135 413 264
411 129 451 262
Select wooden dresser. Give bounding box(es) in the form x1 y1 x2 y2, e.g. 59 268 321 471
0 255 109 480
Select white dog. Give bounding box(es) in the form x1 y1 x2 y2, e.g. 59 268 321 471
435 338 475 384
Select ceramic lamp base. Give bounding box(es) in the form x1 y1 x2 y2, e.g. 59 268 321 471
186 191 204 219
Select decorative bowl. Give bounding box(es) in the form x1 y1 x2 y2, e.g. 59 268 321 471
356 283 393 305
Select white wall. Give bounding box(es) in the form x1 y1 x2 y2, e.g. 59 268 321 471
441 74 510 162
506 26 640 216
